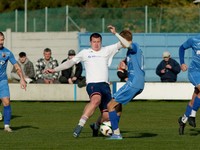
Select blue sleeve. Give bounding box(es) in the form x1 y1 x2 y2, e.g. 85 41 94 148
179 45 185 65
9 51 17 65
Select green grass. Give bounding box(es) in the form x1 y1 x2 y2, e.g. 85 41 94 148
0 101 200 150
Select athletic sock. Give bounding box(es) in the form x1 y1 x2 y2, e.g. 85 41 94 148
184 104 192 117
78 115 88 127
190 110 196 117
182 114 188 123
192 96 200 111
3 105 11 125
109 111 120 135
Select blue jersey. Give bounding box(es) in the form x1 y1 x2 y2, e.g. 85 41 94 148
113 42 145 104
180 34 200 86
0 47 17 81
182 34 200 71
126 42 145 89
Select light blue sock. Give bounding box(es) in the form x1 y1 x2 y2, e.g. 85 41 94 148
184 104 192 117
4 105 11 125
193 97 200 111
109 111 119 130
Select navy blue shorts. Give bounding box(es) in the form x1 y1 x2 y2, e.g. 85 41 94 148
86 82 111 111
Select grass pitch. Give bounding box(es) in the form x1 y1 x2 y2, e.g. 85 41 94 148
0 101 200 150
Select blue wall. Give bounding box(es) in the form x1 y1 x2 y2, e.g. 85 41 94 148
78 33 197 82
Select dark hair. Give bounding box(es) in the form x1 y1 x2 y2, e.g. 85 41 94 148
90 33 102 41
0 32 4 37
44 48 51 53
120 30 132 41
19 52 26 57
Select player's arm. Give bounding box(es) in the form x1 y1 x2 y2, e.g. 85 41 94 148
13 63 27 90
45 59 76 73
179 45 187 72
108 25 130 48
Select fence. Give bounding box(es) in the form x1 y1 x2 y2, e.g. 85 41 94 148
0 6 200 33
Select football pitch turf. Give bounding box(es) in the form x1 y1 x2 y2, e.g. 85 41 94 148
0 100 200 150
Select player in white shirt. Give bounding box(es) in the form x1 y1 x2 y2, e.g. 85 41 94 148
45 29 123 137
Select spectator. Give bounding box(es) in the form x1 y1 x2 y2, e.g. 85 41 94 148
156 51 181 82
11 52 35 83
59 49 83 84
35 48 59 84
117 59 128 82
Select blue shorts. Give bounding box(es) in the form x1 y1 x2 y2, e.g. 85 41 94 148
86 82 111 111
113 82 143 105
0 80 10 98
188 70 200 86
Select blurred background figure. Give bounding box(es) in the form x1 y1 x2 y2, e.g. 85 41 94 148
35 48 59 84
11 52 35 83
156 51 181 82
117 59 128 82
59 49 83 84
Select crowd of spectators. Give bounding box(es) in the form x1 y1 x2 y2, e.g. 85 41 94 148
11 49 181 84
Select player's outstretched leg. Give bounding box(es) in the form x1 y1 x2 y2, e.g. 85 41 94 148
178 117 186 135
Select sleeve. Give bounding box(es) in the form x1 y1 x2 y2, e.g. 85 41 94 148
179 45 186 65
9 51 17 65
156 61 163 76
171 59 181 74
52 59 59 79
35 59 44 79
54 59 76 72
179 38 193 64
27 61 35 78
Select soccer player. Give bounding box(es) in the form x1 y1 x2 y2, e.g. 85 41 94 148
178 34 200 135
0 32 26 132
44 30 123 137
107 26 145 140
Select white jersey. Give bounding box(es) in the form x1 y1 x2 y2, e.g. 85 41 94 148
72 42 122 83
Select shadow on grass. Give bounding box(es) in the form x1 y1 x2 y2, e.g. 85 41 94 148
11 115 22 120
189 128 200 136
0 125 39 131
122 131 158 138
13 125 39 131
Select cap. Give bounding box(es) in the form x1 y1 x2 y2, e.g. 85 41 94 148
68 49 76 55
162 51 170 58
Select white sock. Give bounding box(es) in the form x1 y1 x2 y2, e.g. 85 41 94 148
182 115 188 123
113 128 120 135
190 110 196 117
4 124 9 128
78 116 88 127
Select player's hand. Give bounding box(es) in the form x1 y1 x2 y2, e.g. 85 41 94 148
43 69 55 74
20 79 27 91
108 25 116 34
181 64 187 72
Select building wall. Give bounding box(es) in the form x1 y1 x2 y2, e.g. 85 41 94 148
3 29 79 78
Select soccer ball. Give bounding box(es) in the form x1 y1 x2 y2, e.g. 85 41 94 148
99 121 112 136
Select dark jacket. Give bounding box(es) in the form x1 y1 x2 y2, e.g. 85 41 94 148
156 58 181 82
59 58 83 83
